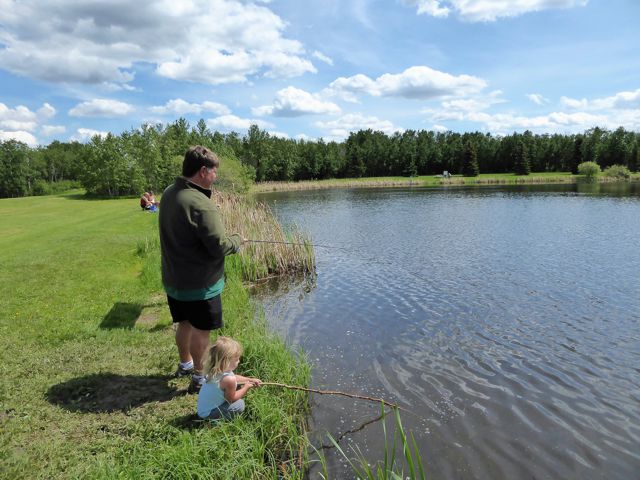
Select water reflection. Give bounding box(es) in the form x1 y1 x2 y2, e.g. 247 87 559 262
253 183 640 479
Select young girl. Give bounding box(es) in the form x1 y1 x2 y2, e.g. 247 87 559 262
197 336 261 420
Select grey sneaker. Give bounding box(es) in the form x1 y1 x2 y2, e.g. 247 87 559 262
174 364 194 378
187 377 204 394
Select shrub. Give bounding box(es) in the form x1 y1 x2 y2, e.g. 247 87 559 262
577 161 601 180
216 154 255 193
603 164 631 180
32 180 82 196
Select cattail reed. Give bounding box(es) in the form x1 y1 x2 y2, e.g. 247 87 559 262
213 191 316 282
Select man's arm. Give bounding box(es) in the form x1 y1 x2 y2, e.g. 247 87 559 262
195 205 241 257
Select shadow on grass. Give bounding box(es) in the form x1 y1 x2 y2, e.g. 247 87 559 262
46 373 183 413
100 298 169 330
100 302 144 329
62 192 139 201
170 413 210 431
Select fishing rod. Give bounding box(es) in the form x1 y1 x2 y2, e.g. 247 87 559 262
244 239 348 250
240 381 406 411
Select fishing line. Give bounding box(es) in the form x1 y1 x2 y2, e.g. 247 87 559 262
245 238 432 285
244 238 350 251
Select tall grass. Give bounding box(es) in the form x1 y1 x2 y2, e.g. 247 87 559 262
252 178 423 192
316 406 426 480
216 191 315 282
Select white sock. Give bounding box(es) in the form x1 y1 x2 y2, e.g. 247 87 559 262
192 374 205 384
179 360 194 370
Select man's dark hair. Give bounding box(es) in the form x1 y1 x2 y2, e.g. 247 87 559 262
182 146 220 177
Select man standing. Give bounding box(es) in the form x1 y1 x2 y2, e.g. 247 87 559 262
159 146 242 393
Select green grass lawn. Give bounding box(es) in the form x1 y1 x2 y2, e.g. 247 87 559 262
0 191 310 479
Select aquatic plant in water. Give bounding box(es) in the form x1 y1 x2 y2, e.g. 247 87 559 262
316 406 426 480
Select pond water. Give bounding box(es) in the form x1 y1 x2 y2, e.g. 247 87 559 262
253 182 640 480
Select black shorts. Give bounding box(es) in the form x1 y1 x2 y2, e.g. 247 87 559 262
167 295 223 331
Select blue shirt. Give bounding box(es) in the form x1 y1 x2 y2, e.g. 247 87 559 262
197 371 234 418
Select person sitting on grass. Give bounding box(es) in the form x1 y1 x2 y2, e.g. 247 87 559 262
197 336 262 421
140 192 151 210
140 191 158 212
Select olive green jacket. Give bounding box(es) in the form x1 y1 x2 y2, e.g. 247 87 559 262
159 177 241 299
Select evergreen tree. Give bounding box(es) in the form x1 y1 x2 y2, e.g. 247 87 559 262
630 140 639 172
571 135 583 174
461 140 480 176
599 127 628 169
513 139 531 175
242 125 271 181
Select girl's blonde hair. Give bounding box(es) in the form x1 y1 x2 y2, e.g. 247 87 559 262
203 336 243 379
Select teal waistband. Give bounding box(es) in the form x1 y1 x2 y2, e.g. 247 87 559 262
164 277 225 301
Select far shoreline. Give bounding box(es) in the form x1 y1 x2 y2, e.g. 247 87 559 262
251 172 640 193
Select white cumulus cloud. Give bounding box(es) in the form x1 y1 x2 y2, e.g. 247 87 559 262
419 86 640 133
41 125 67 136
560 96 588 109
527 93 548 105
0 102 58 143
562 89 640 110
253 87 341 117
312 51 334 66
37 103 56 119
0 102 45 123
0 120 37 131
315 113 403 140
425 107 608 133
0 0 315 86
206 115 273 133
69 99 134 117
267 130 289 138
71 128 109 142
150 99 230 116
0 130 38 145
413 0 450 17
328 66 486 101
409 0 587 22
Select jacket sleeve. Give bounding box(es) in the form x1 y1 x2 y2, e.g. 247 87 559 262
194 204 241 257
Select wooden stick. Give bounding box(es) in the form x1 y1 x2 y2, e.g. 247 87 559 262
258 381 405 411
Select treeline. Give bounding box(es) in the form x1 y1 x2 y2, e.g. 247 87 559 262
243 126 640 181
1 120 639 198
0 119 253 198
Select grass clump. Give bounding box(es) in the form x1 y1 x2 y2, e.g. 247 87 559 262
603 164 631 180
215 191 316 282
0 191 311 479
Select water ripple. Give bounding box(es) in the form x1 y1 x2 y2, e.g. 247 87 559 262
256 185 640 479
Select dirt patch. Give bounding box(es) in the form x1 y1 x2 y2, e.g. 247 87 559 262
136 306 162 326
147 293 166 305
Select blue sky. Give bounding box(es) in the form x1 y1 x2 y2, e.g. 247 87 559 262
1 0 639 146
